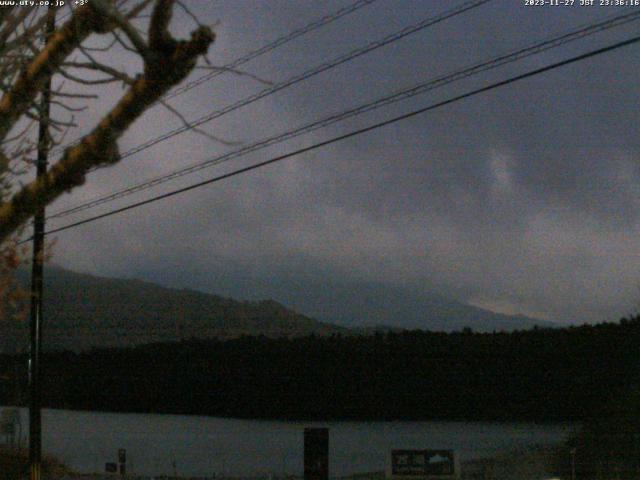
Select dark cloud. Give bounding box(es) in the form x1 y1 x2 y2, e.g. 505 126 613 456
46 0 640 326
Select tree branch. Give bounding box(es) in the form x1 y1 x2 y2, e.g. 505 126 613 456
0 3 115 143
149 0 174 51
0 19 215 243
90 0 151 60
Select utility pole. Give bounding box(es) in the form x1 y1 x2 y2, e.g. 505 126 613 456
29 7 55 480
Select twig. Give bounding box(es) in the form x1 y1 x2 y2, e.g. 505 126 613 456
159 99 239 146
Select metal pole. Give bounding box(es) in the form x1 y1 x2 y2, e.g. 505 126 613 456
29 7 55 480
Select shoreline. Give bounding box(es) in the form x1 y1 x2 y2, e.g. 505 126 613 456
51 444 564 480
1 403 574 424
459 444 562 479
0 441 569 480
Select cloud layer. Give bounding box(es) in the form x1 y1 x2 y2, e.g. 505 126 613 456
42 1 640 325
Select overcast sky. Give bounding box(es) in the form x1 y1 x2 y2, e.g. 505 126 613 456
35 0 640 325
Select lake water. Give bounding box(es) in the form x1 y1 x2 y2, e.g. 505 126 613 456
1 407 573 477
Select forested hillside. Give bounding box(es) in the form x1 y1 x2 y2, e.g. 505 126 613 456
0 267 348 353
2 317 638 422
1 266 554 353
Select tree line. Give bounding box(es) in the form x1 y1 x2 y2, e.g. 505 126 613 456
2 317 640 423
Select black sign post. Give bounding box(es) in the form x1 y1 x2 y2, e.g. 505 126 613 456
118 449 126 476
304 428 329 480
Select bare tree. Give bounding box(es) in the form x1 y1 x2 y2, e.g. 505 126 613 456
0 0 215 317
0 0 215 245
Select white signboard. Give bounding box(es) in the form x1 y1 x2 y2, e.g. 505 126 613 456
387 450 459 479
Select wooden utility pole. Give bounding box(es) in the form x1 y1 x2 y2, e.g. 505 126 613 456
29 7 55 480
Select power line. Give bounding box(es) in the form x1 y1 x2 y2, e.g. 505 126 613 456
47 0 378 158
48 9 639 219
36 33 640 239
48 9 640 221
51 0 492 165
164 0 379 101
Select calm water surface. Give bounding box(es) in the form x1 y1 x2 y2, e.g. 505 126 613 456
1 407 573 477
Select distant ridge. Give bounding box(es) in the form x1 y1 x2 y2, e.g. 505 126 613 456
240 278 558 333
0 266 555 353
1 266 348 353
